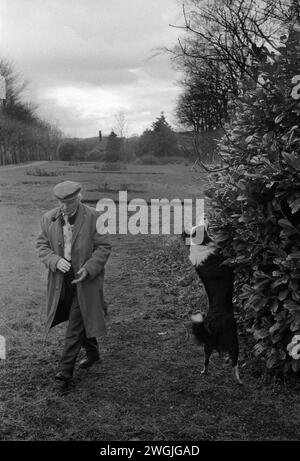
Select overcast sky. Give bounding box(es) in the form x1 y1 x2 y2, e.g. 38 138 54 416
1 0 185 138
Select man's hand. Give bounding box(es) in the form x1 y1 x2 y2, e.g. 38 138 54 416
57 258 71 273
71 267 88 284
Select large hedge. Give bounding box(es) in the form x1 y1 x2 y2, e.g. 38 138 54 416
206 25 300 374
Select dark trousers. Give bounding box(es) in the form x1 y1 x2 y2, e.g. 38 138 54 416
59 294 99 378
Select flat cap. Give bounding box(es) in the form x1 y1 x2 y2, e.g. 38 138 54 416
53 181 82 201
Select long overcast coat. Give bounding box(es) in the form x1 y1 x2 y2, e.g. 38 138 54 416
36 202 111 338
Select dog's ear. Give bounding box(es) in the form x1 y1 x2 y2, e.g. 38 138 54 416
182 227 192 244
203 218 213 244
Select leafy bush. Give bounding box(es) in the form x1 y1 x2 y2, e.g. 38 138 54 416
57 141 76 161
206 30 300 374
104 131 123 162
135 155 187 165
26 168 65 177
85 150 106 162
100 162 127 171
135 155 160 165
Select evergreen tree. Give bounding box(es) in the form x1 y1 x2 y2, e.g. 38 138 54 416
104 130 121 162
137 113 180 157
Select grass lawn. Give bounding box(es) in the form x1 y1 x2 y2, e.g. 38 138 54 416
0 161 299 441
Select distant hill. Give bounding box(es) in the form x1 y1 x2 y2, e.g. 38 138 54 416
61 136 109 160
64 136 108 152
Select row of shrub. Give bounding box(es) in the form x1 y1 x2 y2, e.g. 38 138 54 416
135 155 189 165
0 114 61 166
0 59 62 165
57 117 220 165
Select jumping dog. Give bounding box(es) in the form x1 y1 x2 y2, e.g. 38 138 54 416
183 220 242 385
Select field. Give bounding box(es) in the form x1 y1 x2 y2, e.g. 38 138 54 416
0 161 299 441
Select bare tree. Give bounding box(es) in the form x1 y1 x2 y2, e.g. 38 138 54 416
170 0 295 94
114 110 128 138
0 59 37 122
168 0 300 168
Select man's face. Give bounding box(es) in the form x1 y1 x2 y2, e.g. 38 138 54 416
59 195 80 217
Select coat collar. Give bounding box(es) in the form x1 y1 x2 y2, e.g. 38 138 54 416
50 203 86 247
50 207 64 256
52 207 63 221
71 202 86 245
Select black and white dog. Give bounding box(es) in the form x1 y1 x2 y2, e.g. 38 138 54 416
183 220 242 385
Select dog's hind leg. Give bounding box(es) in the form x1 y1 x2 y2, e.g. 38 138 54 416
201 343 213 375
231 348 243 385
233 365 243 385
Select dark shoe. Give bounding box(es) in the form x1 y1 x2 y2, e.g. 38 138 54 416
79 355 101 369
55 370 71 381
55 371 71 383
53 380 69 392
53 372 71 392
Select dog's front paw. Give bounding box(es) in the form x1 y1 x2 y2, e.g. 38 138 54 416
191 313 204 323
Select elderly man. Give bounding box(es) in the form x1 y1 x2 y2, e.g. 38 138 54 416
36 181 111 389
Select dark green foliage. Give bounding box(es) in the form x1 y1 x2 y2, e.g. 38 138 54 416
137 113 180 158
104 131 122 162
136 129 154 157
60 136 108 162
205 27 300 374
85 149 106 162
135 154 160 165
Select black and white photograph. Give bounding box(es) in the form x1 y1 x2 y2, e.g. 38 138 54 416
0 0 299 448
